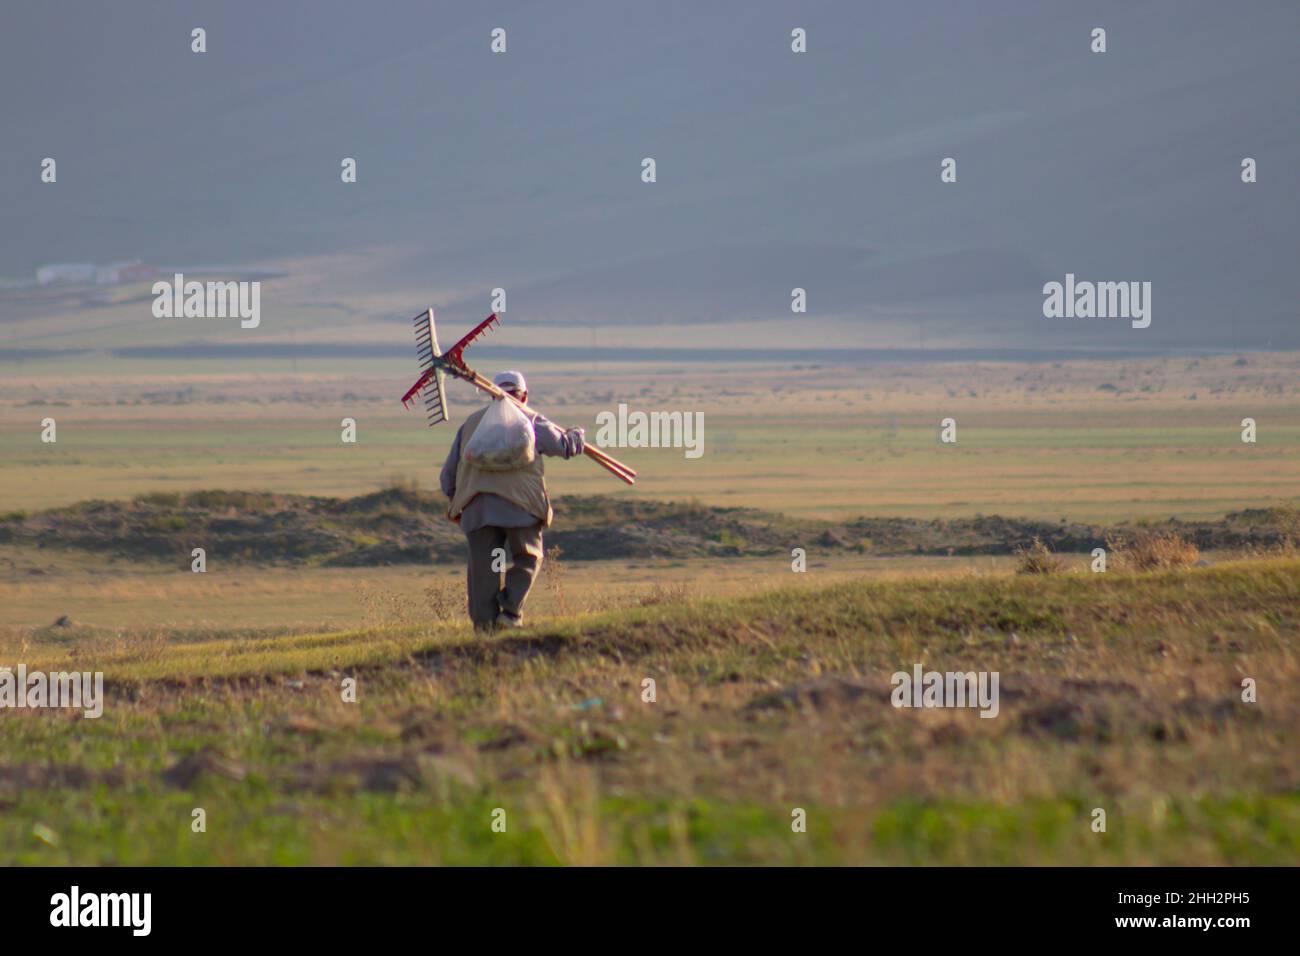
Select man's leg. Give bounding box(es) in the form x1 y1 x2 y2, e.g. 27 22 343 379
465 526 507 629
498 522 544 623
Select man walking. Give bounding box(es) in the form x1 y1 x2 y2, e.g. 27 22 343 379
440 370 585 631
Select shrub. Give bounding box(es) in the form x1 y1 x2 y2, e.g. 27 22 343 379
386 474 421 494
1106 530 1199 571
1015 537 1065 575
147 514 187 532
423 580 462 621
713 528 748 550
1270 505 1300 552
637 582 691 606
182 490 274 511
137 491 181 507
544 545 571 616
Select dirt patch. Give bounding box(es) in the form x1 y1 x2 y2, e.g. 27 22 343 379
746 677 890 713
0 764 126 792
162 748 247 788
288 751 476 793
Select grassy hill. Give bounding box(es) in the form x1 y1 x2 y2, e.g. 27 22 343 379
3 556 1297 864
3 486 1298 567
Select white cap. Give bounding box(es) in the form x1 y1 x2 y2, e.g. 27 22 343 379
493 370 526 393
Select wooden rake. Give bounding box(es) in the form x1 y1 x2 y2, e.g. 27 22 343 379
400 309 636 485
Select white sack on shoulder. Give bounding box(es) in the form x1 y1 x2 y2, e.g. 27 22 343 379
463 398 536 471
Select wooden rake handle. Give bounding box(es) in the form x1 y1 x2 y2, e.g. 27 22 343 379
583 445 636 485
464 370 637 485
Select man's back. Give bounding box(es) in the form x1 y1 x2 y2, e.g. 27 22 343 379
440 402 585 532
438 372 586 631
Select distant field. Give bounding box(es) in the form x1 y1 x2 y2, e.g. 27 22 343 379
2 557 1296 865
2 352 1298 521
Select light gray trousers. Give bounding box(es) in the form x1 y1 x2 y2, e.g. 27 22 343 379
464 523 545 625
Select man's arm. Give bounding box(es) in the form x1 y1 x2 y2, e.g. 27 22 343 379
533 415 585 458
440 424 464 498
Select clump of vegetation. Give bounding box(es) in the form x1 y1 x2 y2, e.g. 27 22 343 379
1015 536 1066 575
136 491 181 507
423 579 463 621
637 582 691 606
357 578 463 627
387 474 422 494
182 489 280 511
1269 505 1300 554
1106 530 1200 571
712 528 748 551
544 545 571 616
358 583 420 629
146 514 187 533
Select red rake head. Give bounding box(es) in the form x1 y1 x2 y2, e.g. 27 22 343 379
400 367 435 408
443 313 499 369
400 312 501 422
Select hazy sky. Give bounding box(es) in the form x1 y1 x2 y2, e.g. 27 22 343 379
3 0 1297 350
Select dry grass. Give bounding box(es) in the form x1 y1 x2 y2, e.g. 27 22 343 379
2 556 1298 864
423 578 464 622
359 578 465 629
543 545 572 616
637 582 692 606
1014 537 1066 575
1106 530 1200 571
